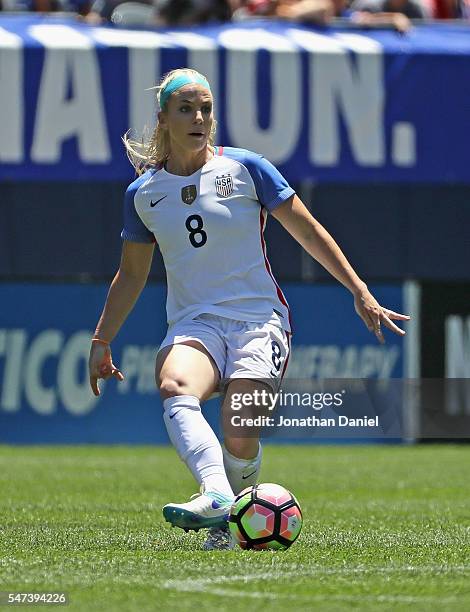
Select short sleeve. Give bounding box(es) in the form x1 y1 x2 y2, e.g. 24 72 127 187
242 152 295 212
121 181 155 244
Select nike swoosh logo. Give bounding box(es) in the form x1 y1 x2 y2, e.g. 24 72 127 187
150 195 167 207
242 470 257 480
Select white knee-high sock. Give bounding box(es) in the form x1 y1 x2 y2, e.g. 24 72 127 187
223 444 262 495
163 395 233 498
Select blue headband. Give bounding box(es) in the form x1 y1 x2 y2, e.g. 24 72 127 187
160 74 211 110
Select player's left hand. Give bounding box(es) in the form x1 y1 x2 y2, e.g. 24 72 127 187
353 288 410 344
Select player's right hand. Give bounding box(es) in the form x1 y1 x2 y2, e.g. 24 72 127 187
89 341 124 397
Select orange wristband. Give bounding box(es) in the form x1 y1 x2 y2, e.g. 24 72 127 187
92 338 110 346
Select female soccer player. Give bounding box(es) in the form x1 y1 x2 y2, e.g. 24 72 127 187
88 68 409 549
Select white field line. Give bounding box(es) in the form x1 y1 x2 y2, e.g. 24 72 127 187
164 564 468 582
161 566 469 603
163 586 460 605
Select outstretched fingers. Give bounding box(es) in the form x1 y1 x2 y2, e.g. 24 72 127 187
381 313 405 336
383 309 411 321
355 290 411 343
379 307 411 338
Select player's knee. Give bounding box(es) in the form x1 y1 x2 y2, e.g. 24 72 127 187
159 377 187 400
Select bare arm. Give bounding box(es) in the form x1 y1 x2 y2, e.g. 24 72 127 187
272 195 409 342
94 240 155 342
89 240 155 395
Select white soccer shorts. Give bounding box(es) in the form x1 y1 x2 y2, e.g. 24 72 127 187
158 312 291 390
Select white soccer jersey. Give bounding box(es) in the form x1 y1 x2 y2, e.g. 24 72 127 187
121 146 294 332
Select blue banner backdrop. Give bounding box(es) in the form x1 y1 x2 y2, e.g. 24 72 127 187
0 18 470 183
0 283 403 443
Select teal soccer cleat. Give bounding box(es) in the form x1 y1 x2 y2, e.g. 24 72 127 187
163 488 234 533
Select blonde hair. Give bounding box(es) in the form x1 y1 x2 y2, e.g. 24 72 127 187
123 68 216 175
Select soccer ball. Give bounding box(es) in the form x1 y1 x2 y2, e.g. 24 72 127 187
228 483 302 550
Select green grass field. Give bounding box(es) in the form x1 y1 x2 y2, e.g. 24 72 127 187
0 445 469 611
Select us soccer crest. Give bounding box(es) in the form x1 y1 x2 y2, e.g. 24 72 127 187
215 174 234 198
181 185 197 205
